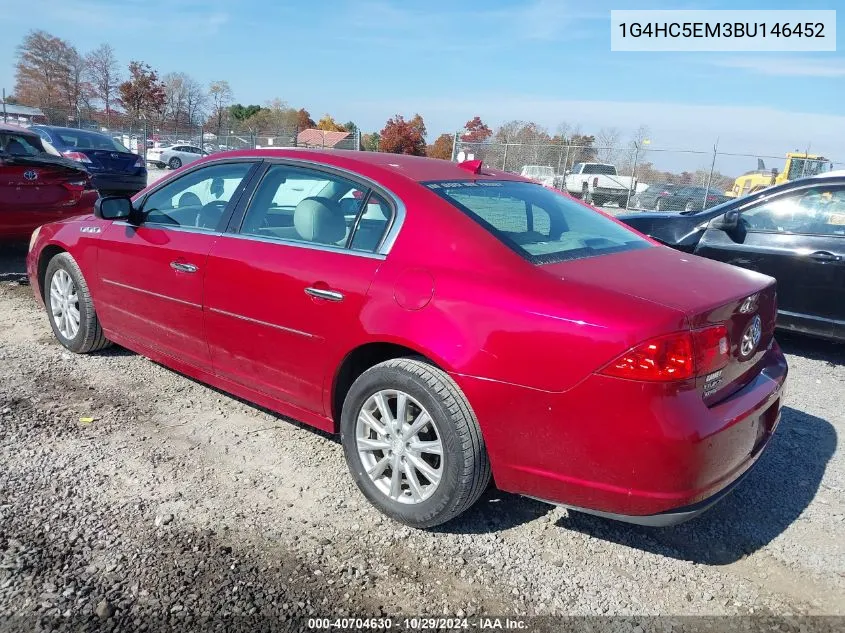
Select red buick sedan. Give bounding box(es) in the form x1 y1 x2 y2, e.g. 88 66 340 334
27 149 787 528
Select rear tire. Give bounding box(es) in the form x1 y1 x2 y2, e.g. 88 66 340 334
340 358 491 528
44 253 111 354
169 157 182 170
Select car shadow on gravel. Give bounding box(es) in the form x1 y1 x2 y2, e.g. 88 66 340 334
555 406 836 565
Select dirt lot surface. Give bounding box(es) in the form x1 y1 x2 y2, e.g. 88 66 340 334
0 245 843 632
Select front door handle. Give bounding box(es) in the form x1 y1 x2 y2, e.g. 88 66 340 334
808 251 840 263
170 261 198 273
305 287 344 302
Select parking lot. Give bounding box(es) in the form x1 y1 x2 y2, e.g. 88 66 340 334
0 242 843 628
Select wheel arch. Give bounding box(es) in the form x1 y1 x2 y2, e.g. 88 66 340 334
329 341 448 432
37 244 68 302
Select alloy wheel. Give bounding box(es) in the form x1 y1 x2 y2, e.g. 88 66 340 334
49 269 80 339
355 389 444 505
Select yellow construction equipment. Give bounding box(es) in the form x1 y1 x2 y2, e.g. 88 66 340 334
725 152 833 197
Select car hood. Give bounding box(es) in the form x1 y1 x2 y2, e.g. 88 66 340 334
540 245 774 318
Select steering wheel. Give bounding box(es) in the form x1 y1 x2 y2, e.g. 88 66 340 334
195 200 227 229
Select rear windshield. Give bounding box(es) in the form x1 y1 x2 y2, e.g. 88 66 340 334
426 180 651 264
55 129 129 152
581 164 616 175
0 132 45 156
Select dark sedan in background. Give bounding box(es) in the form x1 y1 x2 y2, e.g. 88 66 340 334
632 184 731 212
30 125 147 197
619 173 845 342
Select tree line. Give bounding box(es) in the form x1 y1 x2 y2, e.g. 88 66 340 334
7 28 736 187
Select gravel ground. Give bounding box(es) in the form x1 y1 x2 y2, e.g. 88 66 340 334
0 245 843 632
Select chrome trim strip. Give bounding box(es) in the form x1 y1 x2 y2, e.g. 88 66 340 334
207 307 316 338
217 231 386 260
779 309 845 326
113 220 223 237
101 278 201 308
305 287 344 302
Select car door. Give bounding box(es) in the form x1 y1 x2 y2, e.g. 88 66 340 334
203 161 395 416
95 159 259 370
695 183 845 335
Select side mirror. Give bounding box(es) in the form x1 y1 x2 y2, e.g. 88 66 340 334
94 196 133 220
715 209 740 230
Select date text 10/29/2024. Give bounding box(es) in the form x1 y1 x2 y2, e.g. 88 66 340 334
307 617 528 630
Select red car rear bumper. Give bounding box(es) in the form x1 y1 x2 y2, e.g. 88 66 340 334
456 340 787 525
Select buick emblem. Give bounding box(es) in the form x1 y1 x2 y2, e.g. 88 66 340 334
110 153 118 159
740 314 762 358
23 170 38 181
739 294 758 314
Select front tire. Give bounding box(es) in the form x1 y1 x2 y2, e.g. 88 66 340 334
44 253 111 354
340 358 491 528
169 157 182 170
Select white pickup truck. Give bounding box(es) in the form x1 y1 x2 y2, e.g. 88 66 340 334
563 163 636 207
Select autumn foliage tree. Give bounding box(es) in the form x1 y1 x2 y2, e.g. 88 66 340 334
461 116 492 143
427 133 454 160
296 108 316 129
15 30 87 118
316 114 346 132
118 61 165 120
379 114 427 155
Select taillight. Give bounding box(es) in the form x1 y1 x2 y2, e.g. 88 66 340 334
133 156 144 168
593 177 599 188
62 180 87 192
599 325 729 383
63 151 92 163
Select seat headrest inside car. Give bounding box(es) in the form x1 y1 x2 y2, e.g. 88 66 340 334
294 197 346 244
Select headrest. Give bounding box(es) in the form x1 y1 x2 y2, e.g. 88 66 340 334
294 197 346 244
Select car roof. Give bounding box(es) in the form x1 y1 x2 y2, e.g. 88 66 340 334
0 122 39 136
32 125 114 138
214 148 525 183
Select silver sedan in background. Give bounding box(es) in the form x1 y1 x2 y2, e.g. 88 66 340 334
147 144 208 170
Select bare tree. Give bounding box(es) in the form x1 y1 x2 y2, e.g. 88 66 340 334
85 44 120 126
162 72 188 132
183 76 207 129
208 80 233 137
595 127 621 164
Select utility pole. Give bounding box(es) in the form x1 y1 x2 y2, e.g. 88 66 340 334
2 89 7 123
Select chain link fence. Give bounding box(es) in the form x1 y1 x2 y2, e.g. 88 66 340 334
454 137 842 213
1 106 361 166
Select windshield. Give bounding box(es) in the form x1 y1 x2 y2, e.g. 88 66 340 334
54 129 130 152
426 180 650 264
581 164 617 175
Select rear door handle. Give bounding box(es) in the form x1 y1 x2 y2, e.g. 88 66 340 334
170 261 198 273
305 287 344 302
808 251 841 262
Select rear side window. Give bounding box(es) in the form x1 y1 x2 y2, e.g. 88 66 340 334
426 180 650 264
580 164 616 175
55 129 128 152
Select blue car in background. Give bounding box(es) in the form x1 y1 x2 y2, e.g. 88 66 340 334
30 126 147 197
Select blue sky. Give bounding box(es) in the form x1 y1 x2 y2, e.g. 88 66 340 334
2 0 844 172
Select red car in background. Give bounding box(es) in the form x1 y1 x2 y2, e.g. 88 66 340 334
26 149 787 528
0 123 98 241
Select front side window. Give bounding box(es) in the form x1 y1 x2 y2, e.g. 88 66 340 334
427 180 650 264
742 186 845 236
239 164 393 252
141 162 254 230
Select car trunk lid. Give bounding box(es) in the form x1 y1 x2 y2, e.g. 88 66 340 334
540 245 777 404
77 149 139 173
0 155 90 207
